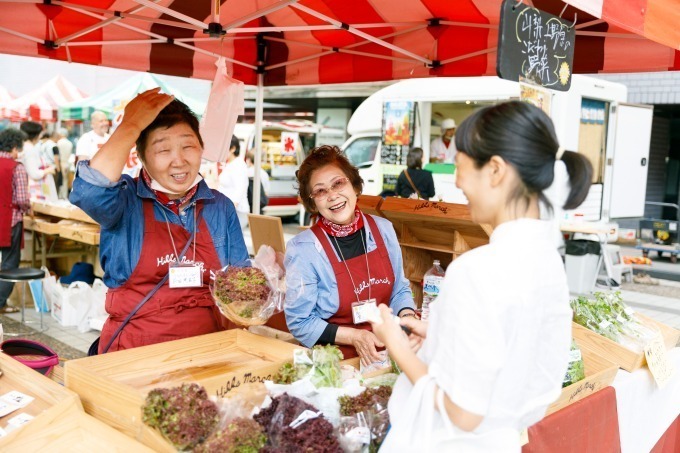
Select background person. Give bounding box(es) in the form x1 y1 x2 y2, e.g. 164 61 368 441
395 147 435 199
20 121 57 200
75 110 110 163
245 149 270 214
56 127 74 198
430 118 457 163
371 101 593 451
70 89 248 353
284 145 416 365
217 135 250 228
0 128 30 314
39 130 62 192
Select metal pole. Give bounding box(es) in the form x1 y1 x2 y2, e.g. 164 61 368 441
253 72 264 215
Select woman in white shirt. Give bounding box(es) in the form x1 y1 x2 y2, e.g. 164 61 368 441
371 101 593 452
218 136 250 228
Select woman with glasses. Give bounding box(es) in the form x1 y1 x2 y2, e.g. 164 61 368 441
284 145 416 365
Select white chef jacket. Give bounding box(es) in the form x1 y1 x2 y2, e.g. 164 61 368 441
430 136 457 163
382 218 571 452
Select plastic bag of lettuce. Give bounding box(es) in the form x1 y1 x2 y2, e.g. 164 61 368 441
563 340 586 387
274 345 344 388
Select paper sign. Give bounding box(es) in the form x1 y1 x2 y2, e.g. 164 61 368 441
168 264 202 288
7 412 34 427
280 132 298 157
1 391 34 408
0 399 20 417
644 334 675 388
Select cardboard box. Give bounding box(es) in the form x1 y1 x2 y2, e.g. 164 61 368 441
572 314 680 372
65 329 299 451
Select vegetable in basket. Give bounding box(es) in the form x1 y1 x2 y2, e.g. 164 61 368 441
141 383 219 450
194 417 267 453
212 266 273 325
562 340 585 388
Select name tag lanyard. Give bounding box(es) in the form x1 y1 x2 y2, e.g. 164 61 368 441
160 202 198 263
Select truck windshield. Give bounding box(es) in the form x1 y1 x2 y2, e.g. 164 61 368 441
344 136 379 168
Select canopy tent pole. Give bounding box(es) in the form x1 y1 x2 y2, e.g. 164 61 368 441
252 72 264 216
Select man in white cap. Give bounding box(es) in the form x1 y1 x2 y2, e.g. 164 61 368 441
429 118 457 163
75 110 110 163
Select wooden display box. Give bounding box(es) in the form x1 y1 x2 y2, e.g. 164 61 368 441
23 215 65 235
0 398 153 452
0 353 81 448
572 314 680 372
357 195 384 218
545 340 618 416
67 208 97 225
59 222 100 245
31 201 73 219
377 197 491 307
65 329 300 451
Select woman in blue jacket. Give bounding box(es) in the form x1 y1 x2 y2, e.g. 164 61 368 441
71 89 248 353
284 145 416 365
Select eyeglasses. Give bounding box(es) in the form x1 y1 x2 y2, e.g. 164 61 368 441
309 177 350 200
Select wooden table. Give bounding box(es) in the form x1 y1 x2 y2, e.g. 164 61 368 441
25 201 100 268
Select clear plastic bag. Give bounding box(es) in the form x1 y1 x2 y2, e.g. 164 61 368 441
210 245 285 326
337 402 390 452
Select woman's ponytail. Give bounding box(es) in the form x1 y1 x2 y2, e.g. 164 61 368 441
560 150 593 210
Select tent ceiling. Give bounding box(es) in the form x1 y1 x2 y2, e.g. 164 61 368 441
0 0 677 86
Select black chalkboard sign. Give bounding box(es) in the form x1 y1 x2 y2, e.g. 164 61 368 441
497 0 575 91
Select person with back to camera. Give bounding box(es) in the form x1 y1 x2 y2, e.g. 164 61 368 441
217 135 250 228
430 118 457 163
284 145 416 365
369 101 593 451
395 147 435 199
70 88 248 354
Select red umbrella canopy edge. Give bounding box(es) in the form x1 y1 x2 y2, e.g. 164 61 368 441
0 0 677 85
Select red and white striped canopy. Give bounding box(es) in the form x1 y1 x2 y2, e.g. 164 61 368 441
0 0 677 86
1 75 87 122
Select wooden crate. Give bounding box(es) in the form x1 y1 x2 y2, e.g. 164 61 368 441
545 341 618 416
59 222 100 245
67 208 97 225
357 195 384 218
378 197 491 307
0 397 153 452
23 215 63 235
0 353 82 448
572 314 680 372
65 329 300 451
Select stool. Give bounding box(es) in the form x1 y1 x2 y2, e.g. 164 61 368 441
0 268 48 336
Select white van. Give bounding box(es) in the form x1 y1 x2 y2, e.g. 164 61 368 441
341 75 653 221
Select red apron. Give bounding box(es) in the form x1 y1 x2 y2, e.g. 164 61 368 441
311 214 395 359
0 158 16 248
99 200 226 353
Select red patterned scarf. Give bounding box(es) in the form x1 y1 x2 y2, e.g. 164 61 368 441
141 168 198 214
317 207 364 237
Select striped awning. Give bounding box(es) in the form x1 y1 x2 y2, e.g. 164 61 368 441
1 75 87 122
0 0 677 86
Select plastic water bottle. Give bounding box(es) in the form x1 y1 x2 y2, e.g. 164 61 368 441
422 260 445 320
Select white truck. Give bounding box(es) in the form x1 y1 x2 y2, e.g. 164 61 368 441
341 75 653 222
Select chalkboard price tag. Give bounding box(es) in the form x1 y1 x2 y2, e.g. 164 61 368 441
497 0 575 91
